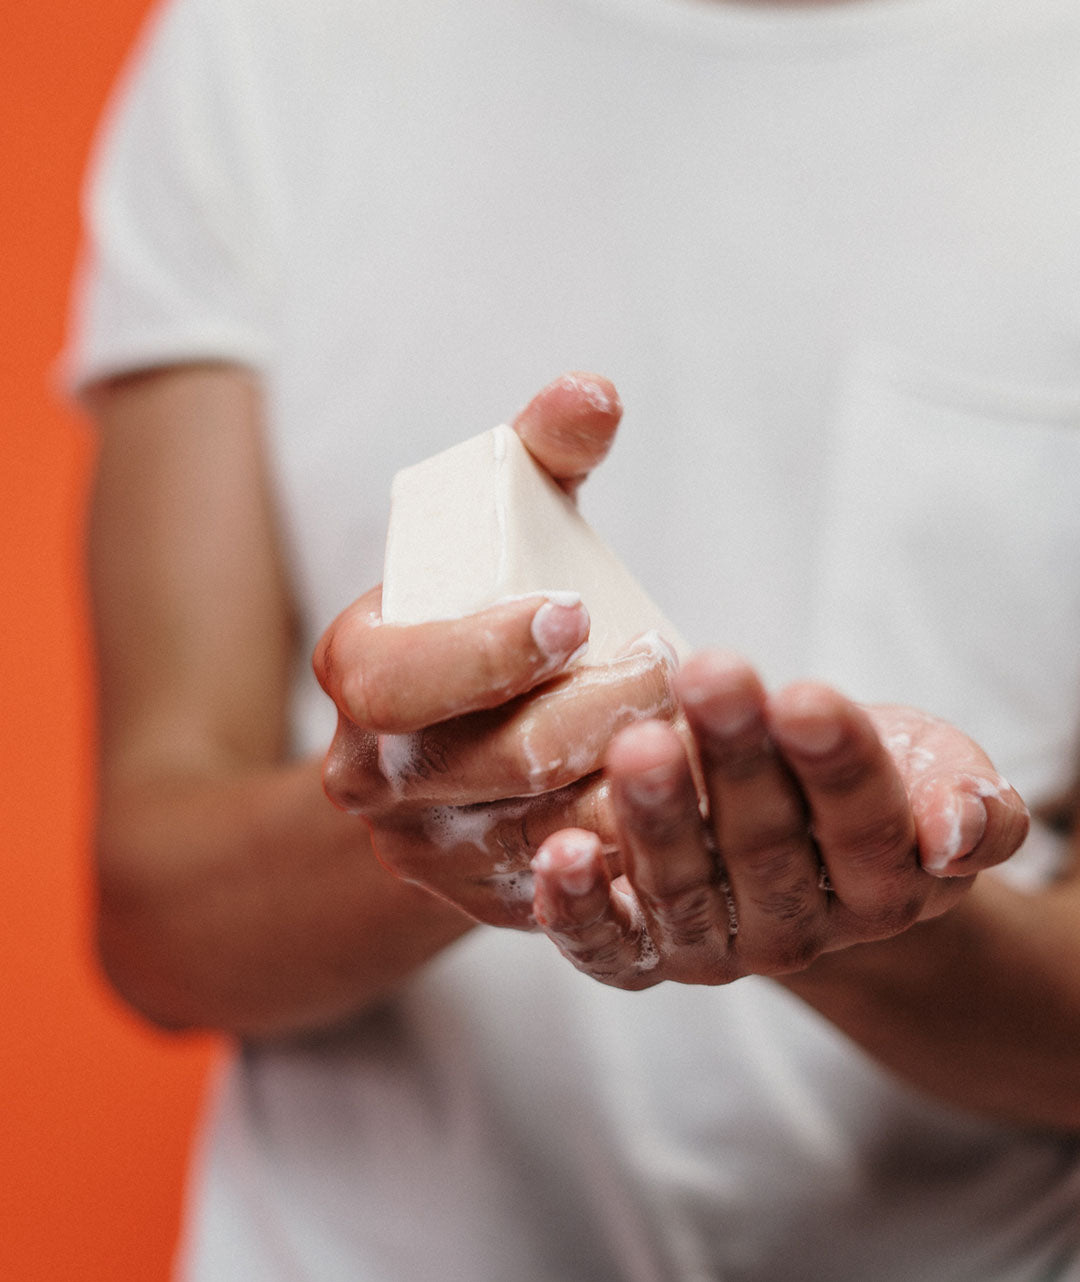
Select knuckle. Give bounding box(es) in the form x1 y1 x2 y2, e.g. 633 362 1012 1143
806 746 873 796
829 812 914 871
747 878 819 924
647 884 717 947
322 736 382 813
734 833 808 882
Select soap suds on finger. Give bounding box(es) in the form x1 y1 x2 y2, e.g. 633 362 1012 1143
378 732 424 793
530 598 590 662
485 867 536 909
621 629 680 670
423 799 535 851
617 890 659 973
883 729 937 777
923 790 988 872
532 830 603 896
556 373 620 421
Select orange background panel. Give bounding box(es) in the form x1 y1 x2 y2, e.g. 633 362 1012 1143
1 3 220 1279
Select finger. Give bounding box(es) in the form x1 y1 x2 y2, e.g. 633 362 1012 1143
357 641 676 806
768 683 925 936
865 707 1032 880
511 372 622 497
314 585 590 734
428 643 677 798
369 777 619 929
532 830 660 987
676 652 826 972
605 719 733 955
911 773 1030 877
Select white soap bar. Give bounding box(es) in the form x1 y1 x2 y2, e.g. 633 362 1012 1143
382 424 687 665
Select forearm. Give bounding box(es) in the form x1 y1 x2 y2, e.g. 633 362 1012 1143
781 871 1080 1130
96 756 474 1041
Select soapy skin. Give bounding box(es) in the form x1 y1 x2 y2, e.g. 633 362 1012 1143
530 652 1027 990
318 380 1028 960
319 587 678 927
90 362 1075 1125
316 374 683 928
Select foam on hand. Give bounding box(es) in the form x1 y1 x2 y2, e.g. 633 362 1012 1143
381 423 687 666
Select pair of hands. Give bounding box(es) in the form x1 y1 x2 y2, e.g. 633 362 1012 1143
315 374 1029 990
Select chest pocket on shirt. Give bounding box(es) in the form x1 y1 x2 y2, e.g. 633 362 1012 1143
809 344 1080 807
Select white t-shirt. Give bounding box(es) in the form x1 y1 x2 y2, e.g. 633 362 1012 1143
67 0 1080 1277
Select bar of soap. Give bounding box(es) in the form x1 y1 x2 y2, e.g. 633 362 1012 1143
382 424 687 665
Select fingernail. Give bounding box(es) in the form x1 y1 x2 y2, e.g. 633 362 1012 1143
556 372 620 419
532 832 601 895
531 598 590 660
623 762 679 807
924 792 988 873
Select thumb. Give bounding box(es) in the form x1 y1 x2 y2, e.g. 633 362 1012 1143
512 371 622 497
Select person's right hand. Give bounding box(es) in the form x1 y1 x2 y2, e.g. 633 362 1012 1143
313 374 679 928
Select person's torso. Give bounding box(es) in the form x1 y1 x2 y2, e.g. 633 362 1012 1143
145 0 1080 1275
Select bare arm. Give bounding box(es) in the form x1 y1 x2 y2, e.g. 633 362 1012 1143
781 858 1080 1130
88 365 661 1041
88 364 472 1041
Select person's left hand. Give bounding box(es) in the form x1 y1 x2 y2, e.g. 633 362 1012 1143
530 650 1030 988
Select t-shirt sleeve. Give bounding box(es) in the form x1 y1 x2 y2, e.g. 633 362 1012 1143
62 0 278 394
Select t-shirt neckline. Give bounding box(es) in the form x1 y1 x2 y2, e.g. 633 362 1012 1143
576 0 993 54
